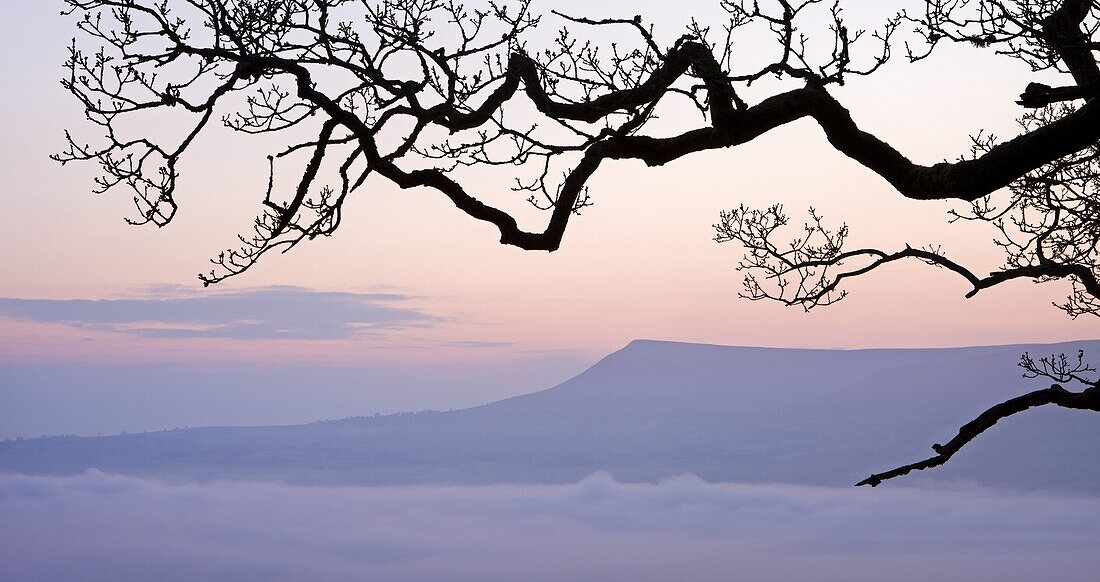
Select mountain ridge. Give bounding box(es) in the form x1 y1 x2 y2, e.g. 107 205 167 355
3 339 1100 490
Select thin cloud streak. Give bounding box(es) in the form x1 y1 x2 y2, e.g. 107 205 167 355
0 286 440 340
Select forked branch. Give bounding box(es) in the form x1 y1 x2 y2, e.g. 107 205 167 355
858 351 1100 486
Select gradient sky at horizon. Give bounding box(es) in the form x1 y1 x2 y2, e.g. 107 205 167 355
4 0 1100 369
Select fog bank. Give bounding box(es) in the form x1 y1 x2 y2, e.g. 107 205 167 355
2 471 1097 581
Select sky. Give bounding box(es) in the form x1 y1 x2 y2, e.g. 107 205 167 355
3 1 1100 434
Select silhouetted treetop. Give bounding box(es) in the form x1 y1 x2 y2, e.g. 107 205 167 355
57 0 1100 285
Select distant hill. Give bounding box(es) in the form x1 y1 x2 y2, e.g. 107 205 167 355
3 340 1100 490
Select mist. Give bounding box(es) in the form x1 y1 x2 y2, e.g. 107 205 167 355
2 471 1097 582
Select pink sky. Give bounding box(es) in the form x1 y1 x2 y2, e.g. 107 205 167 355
3 0 1100 366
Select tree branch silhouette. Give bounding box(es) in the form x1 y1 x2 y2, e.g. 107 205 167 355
56 0 1100 484
858 351 1100 486
58 0 1100 284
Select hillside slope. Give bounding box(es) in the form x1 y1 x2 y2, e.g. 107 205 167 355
3 340 1099 489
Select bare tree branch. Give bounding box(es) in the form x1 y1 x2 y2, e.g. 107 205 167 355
856 386 1100 486
57 0 1100 285
54 1 1100 485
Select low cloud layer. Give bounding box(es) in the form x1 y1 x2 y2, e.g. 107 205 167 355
0 287 437 340
1 471 1097 582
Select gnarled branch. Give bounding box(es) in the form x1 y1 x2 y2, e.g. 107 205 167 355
858 374 1100 487
58 0 1100 284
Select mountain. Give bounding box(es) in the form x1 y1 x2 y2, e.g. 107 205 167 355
3 340 1100 490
